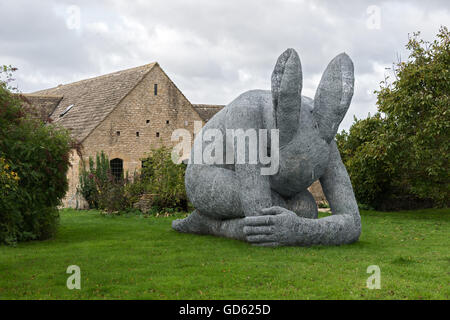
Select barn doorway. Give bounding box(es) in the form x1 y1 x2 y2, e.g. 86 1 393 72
110 158 123 181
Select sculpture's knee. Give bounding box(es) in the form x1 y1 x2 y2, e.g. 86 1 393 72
287 189 318 219
185 165 243 220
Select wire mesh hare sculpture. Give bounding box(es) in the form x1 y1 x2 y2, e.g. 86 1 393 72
172 48 361 246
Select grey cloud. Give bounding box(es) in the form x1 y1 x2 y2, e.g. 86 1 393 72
1 0 448 130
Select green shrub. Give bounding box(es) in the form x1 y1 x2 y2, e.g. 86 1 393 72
0 66 74 244
78 157 98 209
0 156 21 244
134 147 188 212
78 148 188 214
97 177 130 213
78 152 132 213
336 115 394 207
78 152 111 209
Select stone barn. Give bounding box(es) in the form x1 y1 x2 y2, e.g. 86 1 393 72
23 62 325 208
24 63 224 208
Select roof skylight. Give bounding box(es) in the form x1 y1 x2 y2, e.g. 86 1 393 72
60 104 74 117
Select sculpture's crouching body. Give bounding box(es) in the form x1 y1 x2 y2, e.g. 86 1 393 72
172 48 361 247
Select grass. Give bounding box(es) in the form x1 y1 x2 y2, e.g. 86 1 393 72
0 208 449 300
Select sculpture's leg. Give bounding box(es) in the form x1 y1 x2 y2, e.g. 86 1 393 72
286 189 318 219
172 164 245 238
172 164 290 240
184 164 244 220
172 210 247 241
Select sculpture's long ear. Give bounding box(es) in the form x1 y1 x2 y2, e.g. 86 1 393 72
313 53 354 143
271 48 302 146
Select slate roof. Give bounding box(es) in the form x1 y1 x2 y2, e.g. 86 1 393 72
32 63 157 141
193 104 225 122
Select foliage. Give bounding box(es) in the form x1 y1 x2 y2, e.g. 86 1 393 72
0 66 74 244
375 26 449 206
336 115 395 207
97 176 131 213
337 27 449 209
0 157 20 193
78 151 131 213
78 157 98 209
79 147 188 214
78 152 111 209
318 201 330 209
131 147 188 211
0 156 21 244
0 65 18 92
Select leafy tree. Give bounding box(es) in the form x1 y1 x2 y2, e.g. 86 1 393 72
337 27 449 209
376 26 449 205
336 115 395 206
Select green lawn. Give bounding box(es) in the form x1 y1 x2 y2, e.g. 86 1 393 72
0 208 448 300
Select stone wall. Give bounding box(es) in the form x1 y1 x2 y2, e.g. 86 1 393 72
62 150 89 209
308 180 327 204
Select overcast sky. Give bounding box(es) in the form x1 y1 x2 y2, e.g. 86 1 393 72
1 0 448 130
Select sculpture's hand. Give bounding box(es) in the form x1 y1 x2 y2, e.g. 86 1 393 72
243 206 301 247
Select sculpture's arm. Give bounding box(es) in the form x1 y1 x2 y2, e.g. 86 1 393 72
243 141 361 246
236 163 272 217
313 140 361 244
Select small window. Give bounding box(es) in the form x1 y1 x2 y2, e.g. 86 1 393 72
146 120 150 124
110 158 123 181
116 131 120 136
184 120 189 126
154 84 158 95
136 132 140 137
166 120 170 125
156 132 160 137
